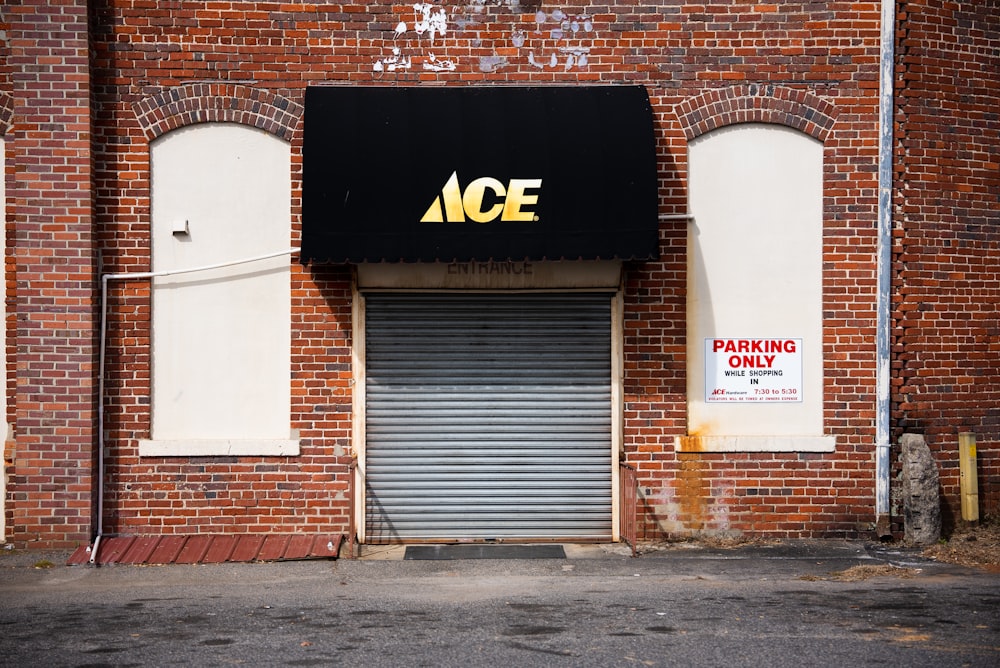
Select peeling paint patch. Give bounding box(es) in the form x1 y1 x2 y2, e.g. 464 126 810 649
708 479 734 532
523 7 596 70
373 47 411 73
424 54 457 71
411 3 449 44
373 2 597 76
478 54 509 73
373 3 455 74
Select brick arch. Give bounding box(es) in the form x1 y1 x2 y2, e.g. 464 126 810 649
0 91 13 136
132 83 302 142
675 85 837 142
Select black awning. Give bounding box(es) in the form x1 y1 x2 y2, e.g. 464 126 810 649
301 85 659 263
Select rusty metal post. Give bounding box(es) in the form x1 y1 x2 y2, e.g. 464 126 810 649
619 463 638 557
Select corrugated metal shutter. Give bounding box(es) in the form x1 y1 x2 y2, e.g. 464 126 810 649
364 292 612 542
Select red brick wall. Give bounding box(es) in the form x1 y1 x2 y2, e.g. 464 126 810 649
1 10 11 541
893 2 1000 528
636 83 877 539
8 0 96 548
10 1 895 545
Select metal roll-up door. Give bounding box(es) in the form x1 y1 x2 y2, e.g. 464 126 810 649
364 292 612 542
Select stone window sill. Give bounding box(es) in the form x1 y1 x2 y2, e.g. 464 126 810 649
137 439 300 457
675 435 836 453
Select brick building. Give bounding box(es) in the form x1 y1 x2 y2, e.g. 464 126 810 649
1 2 996 551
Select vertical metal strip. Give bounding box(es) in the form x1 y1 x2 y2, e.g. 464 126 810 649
351 272 367 544
611 289 624 542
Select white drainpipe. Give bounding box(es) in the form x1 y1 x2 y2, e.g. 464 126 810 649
92 247 300 564
874 0 895 537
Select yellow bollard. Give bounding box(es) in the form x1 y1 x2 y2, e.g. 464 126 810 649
958 432 979 523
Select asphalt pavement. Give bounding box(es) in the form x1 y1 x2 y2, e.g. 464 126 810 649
1 540 998 667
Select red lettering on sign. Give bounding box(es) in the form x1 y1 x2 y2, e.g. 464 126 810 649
727 354 777 368
712 339 797 354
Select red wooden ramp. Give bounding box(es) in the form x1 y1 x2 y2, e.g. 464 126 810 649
67 534 344 566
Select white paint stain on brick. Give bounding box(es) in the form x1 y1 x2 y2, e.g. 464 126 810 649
374 3 453 74
525 7 595 71
373 3 597 76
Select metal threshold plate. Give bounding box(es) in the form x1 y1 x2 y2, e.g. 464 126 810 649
404 544 567 560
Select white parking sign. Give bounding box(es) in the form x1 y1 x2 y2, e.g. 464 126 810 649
705 338 803 403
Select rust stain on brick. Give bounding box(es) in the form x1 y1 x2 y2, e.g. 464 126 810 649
676 457 710 530
677 422 717 453
676 435 706 453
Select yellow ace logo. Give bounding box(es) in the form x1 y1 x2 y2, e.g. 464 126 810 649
421 171 542 223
